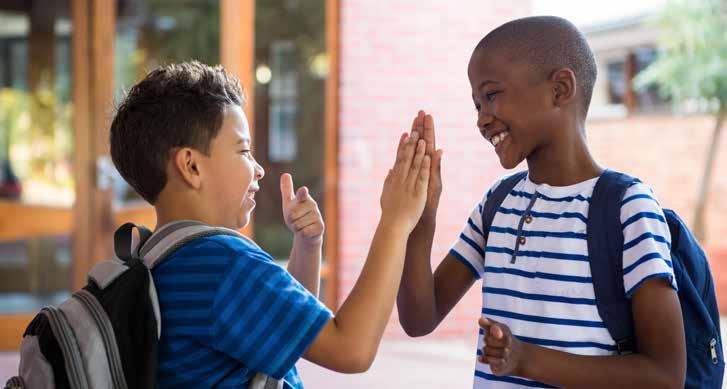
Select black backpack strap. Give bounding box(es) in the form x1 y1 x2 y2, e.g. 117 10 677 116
481 171 528 245
113 222 153 263
588 169 639 354
89 224 153 290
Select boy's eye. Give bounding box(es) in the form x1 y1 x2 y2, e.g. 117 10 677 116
485 91 500 102
474 104 481 113
239 149 251 155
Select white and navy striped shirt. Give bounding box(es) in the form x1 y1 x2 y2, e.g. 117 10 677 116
449 172 677 389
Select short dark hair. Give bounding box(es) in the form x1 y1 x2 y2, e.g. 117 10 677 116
110 61 245 204
475 16 597 116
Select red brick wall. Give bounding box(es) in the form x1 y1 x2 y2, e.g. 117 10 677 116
336 0 532 339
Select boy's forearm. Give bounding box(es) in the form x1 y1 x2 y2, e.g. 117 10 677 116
333 220 409 360
287 236 322 297
519 342 681 389
396 221 439 335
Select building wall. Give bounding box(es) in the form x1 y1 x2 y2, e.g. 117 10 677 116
336 0 532 339
588 114 727 311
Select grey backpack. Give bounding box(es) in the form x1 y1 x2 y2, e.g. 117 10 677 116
6 221 281 389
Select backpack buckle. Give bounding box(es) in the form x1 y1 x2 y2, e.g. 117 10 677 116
616 337 636 355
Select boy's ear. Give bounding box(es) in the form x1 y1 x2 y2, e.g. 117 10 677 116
172 147 203 190
549 67 577 108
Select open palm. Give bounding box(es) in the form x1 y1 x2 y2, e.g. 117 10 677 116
411 110 443 224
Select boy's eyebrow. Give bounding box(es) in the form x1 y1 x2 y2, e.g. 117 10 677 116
477 80 499 90
236 137 251 144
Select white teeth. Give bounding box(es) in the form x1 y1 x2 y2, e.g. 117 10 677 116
491 131 509 147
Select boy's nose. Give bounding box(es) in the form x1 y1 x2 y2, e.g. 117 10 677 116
255 161 265 180
477 110 494 133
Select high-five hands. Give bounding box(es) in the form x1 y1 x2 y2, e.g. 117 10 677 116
380 131 431 234
410 110 443 225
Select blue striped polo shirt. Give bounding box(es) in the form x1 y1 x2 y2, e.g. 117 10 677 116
152 233 332 388
449 172 677 389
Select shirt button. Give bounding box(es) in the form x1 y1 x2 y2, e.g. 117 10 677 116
519 236 526 245
525 215 533 224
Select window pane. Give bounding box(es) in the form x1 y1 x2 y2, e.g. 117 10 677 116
0 8 74 206
634 46 669 112
269 41 298 162
607 61 625 105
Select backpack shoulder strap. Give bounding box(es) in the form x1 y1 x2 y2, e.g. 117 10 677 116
88 223 154 290
113 222 153 263
481 171 528 245
588 169 639 354
138 220 251 269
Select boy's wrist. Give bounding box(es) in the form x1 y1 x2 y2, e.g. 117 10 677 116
417 211 437 227
378 216 414 237
293 234 323 249
515 340 538 380
411 217 436 237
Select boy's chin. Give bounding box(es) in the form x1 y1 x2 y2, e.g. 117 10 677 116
498 155 523 170
236 213 252 230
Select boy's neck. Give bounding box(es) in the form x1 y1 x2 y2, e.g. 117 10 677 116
154 206 208 231
526 125 603 187
153 191 215 231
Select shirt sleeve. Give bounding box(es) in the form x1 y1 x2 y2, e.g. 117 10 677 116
209 240 332 379
448 178 503 279
620 182 678 297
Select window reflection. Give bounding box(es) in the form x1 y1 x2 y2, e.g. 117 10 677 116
0 6 73 206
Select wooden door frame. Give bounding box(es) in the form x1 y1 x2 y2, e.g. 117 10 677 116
323 0 340 310
71 0 115 291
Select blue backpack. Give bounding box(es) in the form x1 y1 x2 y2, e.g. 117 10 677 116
481 169 724 388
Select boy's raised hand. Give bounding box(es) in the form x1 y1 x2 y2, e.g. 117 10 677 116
410 110 443 224
380 131 430 234
478 317 526 377
281 173 324 244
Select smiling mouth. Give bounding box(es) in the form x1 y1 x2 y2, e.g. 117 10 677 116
491 131 509 147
